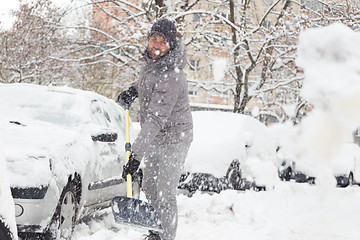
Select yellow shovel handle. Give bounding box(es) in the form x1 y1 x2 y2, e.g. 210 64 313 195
125 108 133 198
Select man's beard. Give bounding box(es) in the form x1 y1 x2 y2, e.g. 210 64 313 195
148 47 168 59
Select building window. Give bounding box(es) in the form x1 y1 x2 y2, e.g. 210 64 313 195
189 60 200 72
188 85 198 96
262 20 271 29
189 90 198 96
193 13 201 23
300 0 321 10
222 13 230 21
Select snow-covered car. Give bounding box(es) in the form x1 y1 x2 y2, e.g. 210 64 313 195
278 142 360 187
0 140 17 240
0 83 140 239
178 111 278 195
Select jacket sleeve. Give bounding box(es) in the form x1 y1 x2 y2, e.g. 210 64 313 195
131 79 139 92
131 75 179 161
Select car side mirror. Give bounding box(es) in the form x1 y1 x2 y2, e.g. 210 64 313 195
91 132 118 142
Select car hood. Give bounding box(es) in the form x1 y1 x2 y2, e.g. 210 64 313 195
1 119 92 188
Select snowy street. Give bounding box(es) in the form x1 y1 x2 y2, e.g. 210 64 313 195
72 182 360 240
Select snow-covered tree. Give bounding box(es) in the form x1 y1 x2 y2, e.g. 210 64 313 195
0 0 67 84
2 0 359 124
162 0 303 123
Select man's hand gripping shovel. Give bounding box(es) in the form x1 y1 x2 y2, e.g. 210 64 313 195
111 101 163 232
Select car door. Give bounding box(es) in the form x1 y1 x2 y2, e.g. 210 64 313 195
86 99 125 205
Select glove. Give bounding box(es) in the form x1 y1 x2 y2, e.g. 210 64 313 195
122 152 141 180
117 86 138 107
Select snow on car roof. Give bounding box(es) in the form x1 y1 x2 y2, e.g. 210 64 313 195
0 83 95 126
185 111 273 178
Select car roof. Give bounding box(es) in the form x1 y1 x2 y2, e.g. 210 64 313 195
0 83 108 124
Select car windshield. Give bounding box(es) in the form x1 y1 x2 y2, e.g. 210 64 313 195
0 86 88 126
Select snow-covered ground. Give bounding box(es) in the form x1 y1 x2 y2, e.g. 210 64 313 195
72 183 360 240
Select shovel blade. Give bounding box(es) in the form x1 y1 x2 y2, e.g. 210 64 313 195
111 196 163 233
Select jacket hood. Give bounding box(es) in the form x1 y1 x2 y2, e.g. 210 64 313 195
142 40 186 73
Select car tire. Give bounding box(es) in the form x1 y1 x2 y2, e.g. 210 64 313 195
0 218 14 240
281 167 292 181
226 159 242 190
45 176 80 240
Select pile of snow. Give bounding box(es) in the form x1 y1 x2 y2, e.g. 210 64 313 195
277 23 360 188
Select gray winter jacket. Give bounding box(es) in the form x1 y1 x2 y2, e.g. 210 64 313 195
131 43 193 161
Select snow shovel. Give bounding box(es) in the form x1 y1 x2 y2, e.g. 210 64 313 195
111 104 163 232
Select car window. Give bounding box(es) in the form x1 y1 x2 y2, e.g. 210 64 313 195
90 100 112 127
107 101 126 135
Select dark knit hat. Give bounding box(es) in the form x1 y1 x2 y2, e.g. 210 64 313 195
149 19 177 50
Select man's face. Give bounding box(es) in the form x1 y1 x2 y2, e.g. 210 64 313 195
148 33 170 60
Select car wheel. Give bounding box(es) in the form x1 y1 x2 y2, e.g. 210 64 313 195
0 218 14 240
45 177 80 240
226 159 242 189
307 177 315 185
281 167 292 181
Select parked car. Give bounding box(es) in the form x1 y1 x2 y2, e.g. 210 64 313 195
278 142 360 187
0 141 17 240
0 83 140 239
178 111 278 195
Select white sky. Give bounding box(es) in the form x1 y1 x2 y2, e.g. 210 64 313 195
0 0 19 29
0 0 73 30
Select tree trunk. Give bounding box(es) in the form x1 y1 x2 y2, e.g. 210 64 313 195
229 0 244 113
239 70 250 113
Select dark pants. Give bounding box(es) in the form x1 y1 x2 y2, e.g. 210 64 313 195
143 142 191 240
